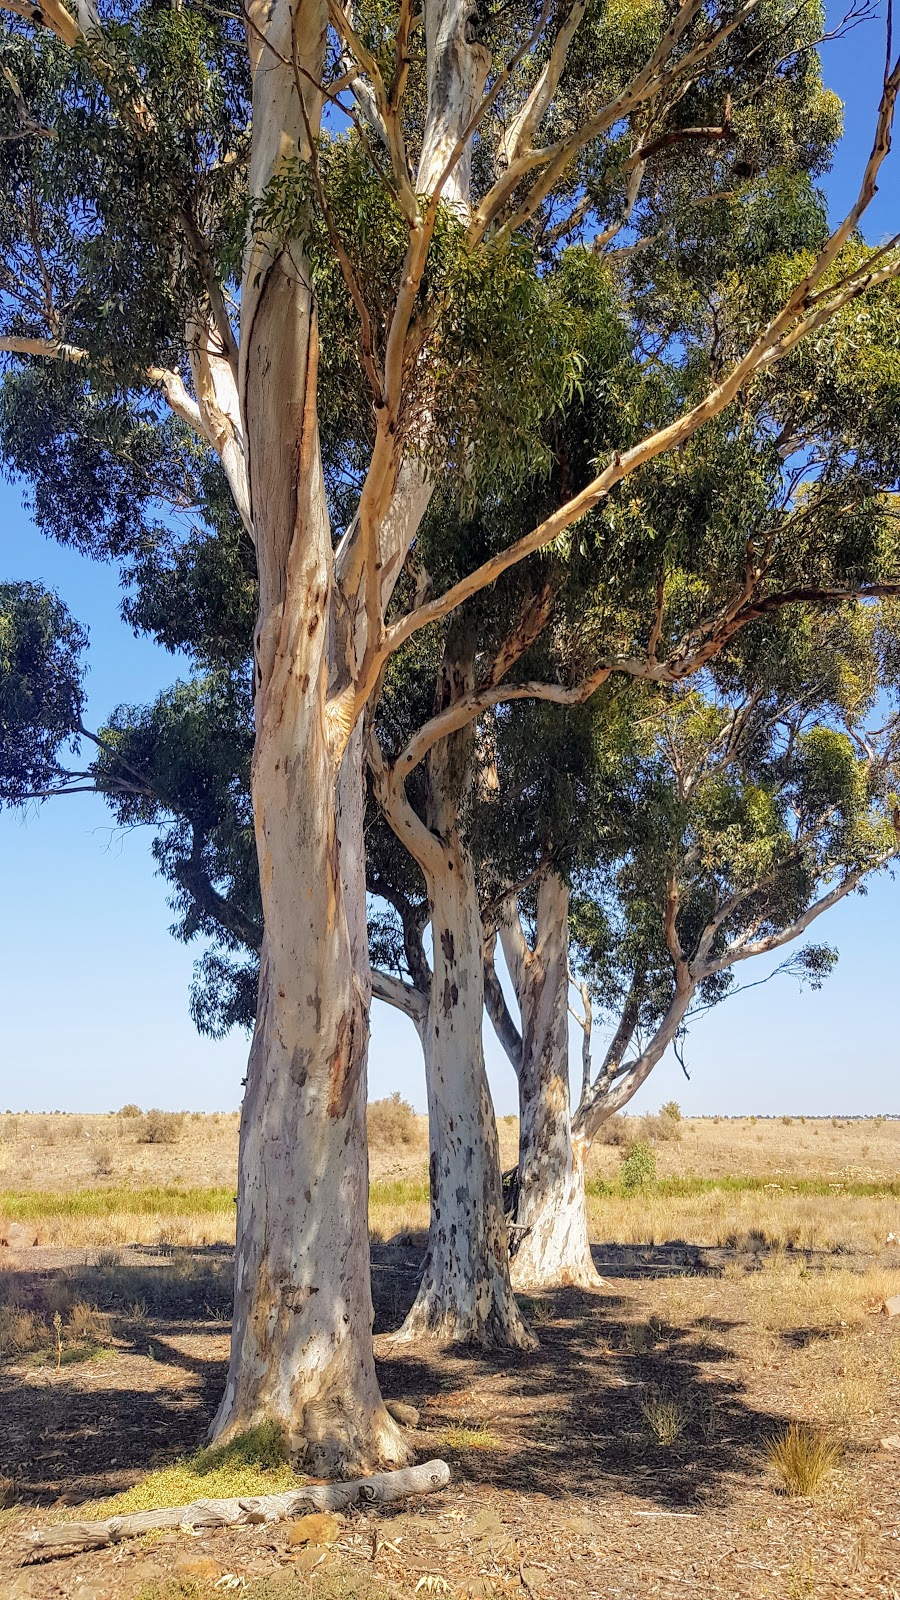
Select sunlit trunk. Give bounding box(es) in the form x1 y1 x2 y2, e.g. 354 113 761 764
210 0 405 1470
503 877 601 1291
396 835 534 1346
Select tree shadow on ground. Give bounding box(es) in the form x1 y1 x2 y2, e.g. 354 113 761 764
0 1249 229 1507
372 1241 784 1512
1 1240 786 1516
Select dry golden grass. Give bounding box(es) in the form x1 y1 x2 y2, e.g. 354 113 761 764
2 1109 898 1194
640 1393 687 1445
2 1110 899 1263
586 1186 900 1253
5 1185 896 1255
765 1423 842 1497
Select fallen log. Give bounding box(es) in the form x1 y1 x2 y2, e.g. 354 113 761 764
24 1459 450 1555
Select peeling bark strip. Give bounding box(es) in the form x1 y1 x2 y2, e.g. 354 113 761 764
23 1462 451 1555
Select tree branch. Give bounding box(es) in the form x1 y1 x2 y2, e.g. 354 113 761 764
376 60 900 670
483 936 523 1076
371 967 428 1027
695 851 898 977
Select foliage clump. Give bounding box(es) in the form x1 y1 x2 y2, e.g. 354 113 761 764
366 1093 418 1149
136 1110 184 1145
621 1141 657 1193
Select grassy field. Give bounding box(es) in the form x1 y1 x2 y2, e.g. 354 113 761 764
1 1109 899 1600
2 1108 899 1253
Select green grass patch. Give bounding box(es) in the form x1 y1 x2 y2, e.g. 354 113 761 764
368 1178 429 1207
3 1172 896 1228
586 1175 900 1200
0 1180 433 1220
91 1424 297 1516
440 1426 502 1452
0 1186 237 1220
25 1343 111 1369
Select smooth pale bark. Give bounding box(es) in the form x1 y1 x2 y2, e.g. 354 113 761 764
499 878 601 1291
382 630 533 1349
213 0 496 1466
211 470 405 1469
210 0 407 1472
399 836 534 1346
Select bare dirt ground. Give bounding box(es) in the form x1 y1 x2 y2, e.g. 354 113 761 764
2 1231 900 1600
2 1115 899 1597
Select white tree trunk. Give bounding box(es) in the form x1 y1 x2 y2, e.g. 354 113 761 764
384 627 533 1348
211 576 406 1471
396 836 534 1347
215 0 499 1458
502 877 601 1291
211 0 406 1473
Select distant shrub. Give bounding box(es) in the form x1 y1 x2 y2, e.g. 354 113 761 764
598 1114 633 1146
93 1145 114 1177
367 1093 417 1147
641 1111 682 1143
137 1110 184 1145
119 1104 142 1117
621 1141 657 1193
660 1101 682 1123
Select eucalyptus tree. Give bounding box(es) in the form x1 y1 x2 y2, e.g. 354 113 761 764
484 600 900 1297
570 608 900 1141
3 0 900 1468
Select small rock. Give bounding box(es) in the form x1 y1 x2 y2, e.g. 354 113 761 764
385 1398 421 1428
286 1511 341 1547
292 1545 333 1573
0 1221 39 1249
519 1566 544 1594
880 1435 900 1450
882 1295 900 1316
174 1555 220 1581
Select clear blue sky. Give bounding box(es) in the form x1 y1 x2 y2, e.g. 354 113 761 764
1 8 897 1115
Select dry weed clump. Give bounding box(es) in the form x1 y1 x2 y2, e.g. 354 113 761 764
367 1094 419 1148
596 1114 634 1146
0 1290 111 1365
765 1422 841 1496
641 1393 687 1446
